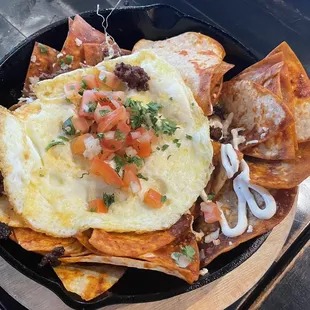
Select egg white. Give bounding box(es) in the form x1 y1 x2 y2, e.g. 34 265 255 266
0 50 213 237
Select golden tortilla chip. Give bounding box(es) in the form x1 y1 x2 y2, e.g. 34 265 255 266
231 52 297 160
54 15 106 71
61 230 200 284
268 42 310 143
13 228 84 256
133 32 233 115
196 180 297 267
23 42 59 96
220 80 294 149
248 141 310 189
83 43 104 66
0 196 26 227
75 229 103 255
89 214 192 257
53 263 126 301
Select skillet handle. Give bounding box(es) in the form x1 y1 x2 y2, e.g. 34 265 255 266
0 287 27 310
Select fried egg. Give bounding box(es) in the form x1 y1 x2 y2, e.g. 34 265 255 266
0 50 213 237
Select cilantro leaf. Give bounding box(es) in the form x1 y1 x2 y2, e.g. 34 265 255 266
103 193 115 208
38 43 48 54
62 116 76 135
186 135 193 140
58 136 69 142
181 246 196 260
124 98 146 130
86 101 97 113
65 55 74 64
161 195 167 203
79 172 89 179
171 252 181 263
125 155 143 168
173 139 181 148
115 129 125 141
161 144 169 151
207 193 215 201
160 119 178 136
81 79 87 90
137 173 148 181
97 133 104 140
147 102 162 114
45 140 65 151
114 155 126 173
99 109 110 116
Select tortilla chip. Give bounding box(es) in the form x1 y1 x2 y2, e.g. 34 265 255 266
54 15 106 71
220 80 294 149
247 141 310 189
89 214 192 257
233 52 297 159
196 180 297 267
0 196 26 227
133 32 233 115
23 42 59 96
268 42 310 143
53 263 126 301
75 229 103 255
61 230 200 284
13 228 84 256
83 43 104 66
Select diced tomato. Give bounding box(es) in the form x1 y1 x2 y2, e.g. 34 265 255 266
111 91 126 104
89 157 124 186
94 105 112 124
98 70 121 89
100 131 124 151
144 189 165 209
200 202 222 224
64 82 81 98
97 106 128 133
79 90 98 119
117 120 131 135
72 116 90 134
100 148 115 160
130 128 156 158
94 91 115 109
81 74 99 89
71 134 91 155
123 165 141 193
88 199 108 213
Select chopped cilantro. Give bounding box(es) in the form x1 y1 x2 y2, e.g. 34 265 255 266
89 207 96 212
81 79 87 89
137 173 148 181
38 43 48 54
117 97 122 101
125 155 143 168
207 193 215 201
161 144 169 151
156 146 161 151
39 173 44 177
62 116 76 135
86 101 97 113
161 195 167 203
173 139 181 148
65 55 73 64
114 155 126 173
186 134 193 140
45 140 65 151
160 119 178 136
147 102 162 114
59 59 65 68
103 193 115 208
191 102 194 107
169 97 173 101
65 97 73 104
181 245 196 260
171 252 181 264
92 88 99 92
115 129 125 141
100 75 107 83
167 155 172 160
124 98 146 130
97 133 104 140
58 136 69 142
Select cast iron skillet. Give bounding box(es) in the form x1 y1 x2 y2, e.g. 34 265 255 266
0 4 267 310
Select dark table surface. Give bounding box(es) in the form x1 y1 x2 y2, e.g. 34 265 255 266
0 1 309 309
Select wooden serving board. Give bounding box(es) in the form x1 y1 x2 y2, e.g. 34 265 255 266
0 201 296 310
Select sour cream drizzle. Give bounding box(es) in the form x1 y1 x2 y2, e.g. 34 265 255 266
201 143 277 238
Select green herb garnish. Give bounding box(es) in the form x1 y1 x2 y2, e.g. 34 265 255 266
65 55 73 64
89 207 96 212
97 133 104 140
62 116 76 135
38 43 48 54
186 135 193 140
147 102 162 114
173 139 181 148
125 155 143 168
79 172 89 179
161 195 167 203
114 155 126 173
81 79 87 89
161 144 169 151
65 98 73 104
115 129 125 141
103 193 115 208
86 101 97 113
137 173 148 181
169 97 173 101
45 140 65 151
39 173 44 177
58 135 69 142
160 119 178 136
207 193 215 201
99 109 110 116
167 155 172 160
181 245 196 260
